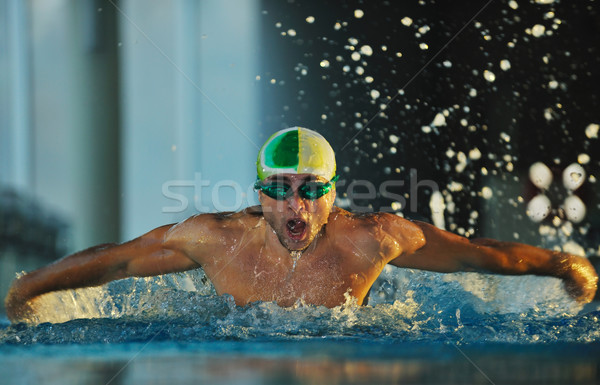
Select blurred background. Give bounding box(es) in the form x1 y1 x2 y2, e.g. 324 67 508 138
1 0 599 311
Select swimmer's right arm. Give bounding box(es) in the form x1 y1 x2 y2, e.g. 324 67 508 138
4 224 201 323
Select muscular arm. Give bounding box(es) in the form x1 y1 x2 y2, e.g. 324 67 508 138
389 220 598 304
4 224 200 322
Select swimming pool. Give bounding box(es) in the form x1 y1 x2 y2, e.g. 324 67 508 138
2 268 599 384
2 3 599 382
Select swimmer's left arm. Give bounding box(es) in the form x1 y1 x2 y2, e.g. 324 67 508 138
386 220 598 304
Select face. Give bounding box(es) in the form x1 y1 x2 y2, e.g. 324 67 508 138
258 173 336 251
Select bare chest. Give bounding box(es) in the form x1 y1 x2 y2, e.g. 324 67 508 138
202 249 378 307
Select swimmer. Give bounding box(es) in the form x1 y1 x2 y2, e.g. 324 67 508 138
4 127 598 322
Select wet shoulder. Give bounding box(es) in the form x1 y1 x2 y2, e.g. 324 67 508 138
165 206 265 246
327 208 381 245
328 207 405 233
374 212 426 255
328 208 425 256
210 206 264 227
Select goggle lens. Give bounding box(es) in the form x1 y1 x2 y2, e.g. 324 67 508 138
256 175 339 201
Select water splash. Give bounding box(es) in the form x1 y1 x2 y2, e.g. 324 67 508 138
21 270 215 324
2 265 597 345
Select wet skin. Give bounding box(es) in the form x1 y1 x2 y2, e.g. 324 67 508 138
4 174 598 322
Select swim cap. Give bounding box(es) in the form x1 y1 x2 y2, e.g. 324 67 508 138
257 127 336 181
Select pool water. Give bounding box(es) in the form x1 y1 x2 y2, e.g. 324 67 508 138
1 268 599 384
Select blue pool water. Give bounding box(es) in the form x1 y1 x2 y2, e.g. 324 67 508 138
1 268 599 384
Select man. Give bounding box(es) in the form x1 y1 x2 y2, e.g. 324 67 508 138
4 127 598 322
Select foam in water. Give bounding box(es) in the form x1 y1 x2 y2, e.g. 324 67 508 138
16 270 215 325
2 266 597 345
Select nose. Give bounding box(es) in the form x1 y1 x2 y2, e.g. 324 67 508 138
286 190 307 213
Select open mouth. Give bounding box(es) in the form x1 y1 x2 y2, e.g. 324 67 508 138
286 218 307 240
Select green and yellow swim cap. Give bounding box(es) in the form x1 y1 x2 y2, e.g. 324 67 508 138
257 127 336 181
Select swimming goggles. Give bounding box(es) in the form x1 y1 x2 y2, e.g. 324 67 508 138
255 175 339 201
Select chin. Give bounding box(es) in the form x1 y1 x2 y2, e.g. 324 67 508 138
282 238 310 251
279 232 313 251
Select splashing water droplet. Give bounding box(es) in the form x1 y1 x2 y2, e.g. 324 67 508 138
469 148 482 160
585 123 599 139
529 162 553 190
527 194 552 222
562 163 586 191
360 45 373 56
430 191 446 230
431 112 446 127
483 70 496 82
481 186 493 199
531 24 546 37
577 154 590 164
563 195 586 223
